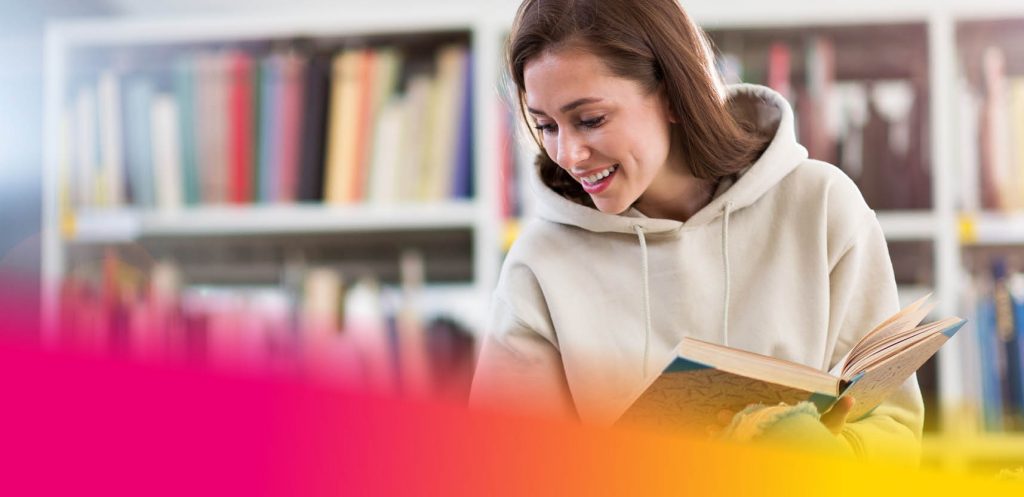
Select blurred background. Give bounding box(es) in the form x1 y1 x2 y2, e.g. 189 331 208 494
3 0 1024 475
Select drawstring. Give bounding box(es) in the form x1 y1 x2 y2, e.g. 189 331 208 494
721 201 735 347
634 201 733 379
633 224 652 379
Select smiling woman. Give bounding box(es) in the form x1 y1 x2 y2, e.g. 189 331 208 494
471 0 926 465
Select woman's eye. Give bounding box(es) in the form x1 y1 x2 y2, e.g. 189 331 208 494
580 116 605 129
534 122 557 134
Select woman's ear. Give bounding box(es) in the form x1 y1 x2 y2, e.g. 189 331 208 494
661 88 679 123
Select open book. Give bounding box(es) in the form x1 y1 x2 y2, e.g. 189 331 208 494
616 295 966 434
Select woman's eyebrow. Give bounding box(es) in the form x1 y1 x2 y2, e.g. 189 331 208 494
527 97 604 116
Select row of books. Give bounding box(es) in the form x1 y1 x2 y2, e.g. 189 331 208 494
957 45 1024 213
56 250 477 402
60 43 474 213
960 256 1024 432
711 34 932 210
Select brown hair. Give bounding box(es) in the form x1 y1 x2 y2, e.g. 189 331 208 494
508 0 772 206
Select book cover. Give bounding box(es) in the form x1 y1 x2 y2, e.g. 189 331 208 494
617 298 965 435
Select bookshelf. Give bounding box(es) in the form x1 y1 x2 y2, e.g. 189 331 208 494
42 0 1024 472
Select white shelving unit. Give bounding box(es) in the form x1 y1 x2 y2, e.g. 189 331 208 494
71 203 480 242
42 0 1024 471
42 6 512 344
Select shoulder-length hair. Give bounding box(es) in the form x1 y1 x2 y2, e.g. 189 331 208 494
507 0 772 206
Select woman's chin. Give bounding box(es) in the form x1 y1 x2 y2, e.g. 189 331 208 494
592 197 631 215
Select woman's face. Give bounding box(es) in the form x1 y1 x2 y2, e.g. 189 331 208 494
524 47 681 214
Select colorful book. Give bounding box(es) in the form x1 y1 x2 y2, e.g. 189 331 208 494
617 295 966 435
367 99 404 204
977 286 1006 431
451 48 473 200
323 48 367 204
256 55 281 203
296 53 332 203
195 53 229 204
150 93 184 211
174 56 201 206
124 77 156 208
74 85 99 208
396 74 433 203
1010 77 1024 211
421 44 468 202
226 51 255 204
277 52 307 203
97 70 125 207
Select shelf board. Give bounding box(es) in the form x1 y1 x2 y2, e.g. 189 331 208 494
69 202 479 243
876 211 937 241
959 212 1024 246
923 433 1024 461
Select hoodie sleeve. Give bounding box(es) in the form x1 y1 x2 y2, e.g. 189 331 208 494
826 209 925 465
468 264 578 422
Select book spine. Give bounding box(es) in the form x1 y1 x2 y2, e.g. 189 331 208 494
296 54 330 203
227 51 254 204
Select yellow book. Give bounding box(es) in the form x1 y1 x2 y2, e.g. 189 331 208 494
323 49 366 204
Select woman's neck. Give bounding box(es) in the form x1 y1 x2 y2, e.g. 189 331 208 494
634 169 718 223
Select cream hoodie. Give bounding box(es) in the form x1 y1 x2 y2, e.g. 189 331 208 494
470 84 924 462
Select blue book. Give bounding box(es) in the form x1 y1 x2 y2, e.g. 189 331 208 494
174 56 201 206
1008 275 1024 427
617 295 965 435
124 77 155 208
451 49 473 199
978 296 1005 431
257 56 280 203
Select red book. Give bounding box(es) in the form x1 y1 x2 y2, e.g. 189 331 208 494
227 51 254 204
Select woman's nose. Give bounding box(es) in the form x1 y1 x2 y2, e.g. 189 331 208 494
556 130 590 167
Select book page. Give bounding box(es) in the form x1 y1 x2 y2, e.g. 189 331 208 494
680 337 838 394
846 300 933 369
842 317 961 378
842 332 949 421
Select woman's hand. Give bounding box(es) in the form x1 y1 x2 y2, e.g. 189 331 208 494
819 396 855 435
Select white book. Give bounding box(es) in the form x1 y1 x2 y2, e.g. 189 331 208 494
1010 77 1024 211
368 100 403 204
75 86 98 209
209 51 230 205
397 74 433 203
151 93 184 212
363 48 401 204
98 71 125 207
956 77 981 213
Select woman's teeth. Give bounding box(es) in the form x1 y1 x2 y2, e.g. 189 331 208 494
582 165 618 185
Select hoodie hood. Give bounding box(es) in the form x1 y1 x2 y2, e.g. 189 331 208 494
530 83 809 233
